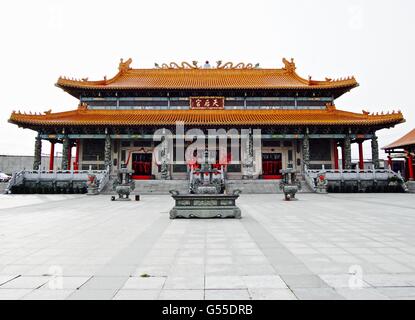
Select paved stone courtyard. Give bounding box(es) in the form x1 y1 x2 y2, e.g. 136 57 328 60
0 193 415 300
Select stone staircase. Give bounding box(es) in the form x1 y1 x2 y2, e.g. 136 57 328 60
226 180 281 194
226 178 314 194
133 180 189 194
99 176 314 195
130 179 291 195
2 176 315 195
100 178 189 195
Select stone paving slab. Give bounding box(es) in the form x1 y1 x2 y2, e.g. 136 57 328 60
0 193 415 300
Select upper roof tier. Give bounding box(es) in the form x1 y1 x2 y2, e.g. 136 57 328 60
56 58 359 98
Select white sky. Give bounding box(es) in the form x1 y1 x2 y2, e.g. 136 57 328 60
0 0 414 159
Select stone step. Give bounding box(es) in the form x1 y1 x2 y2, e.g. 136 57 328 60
100 179 189 195
100 177 314 195
134 180 189 195
226 179 314 194
226 180 281 194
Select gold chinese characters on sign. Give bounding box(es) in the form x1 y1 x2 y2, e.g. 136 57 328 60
190 97 224 110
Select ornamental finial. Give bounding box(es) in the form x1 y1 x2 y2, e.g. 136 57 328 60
119 58 132 72
78 102 88 111
282 57 296 72
325 103 336 111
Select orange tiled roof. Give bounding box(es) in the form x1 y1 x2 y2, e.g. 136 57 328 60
383 129 415 149
56 58 358 91
9 107 404 127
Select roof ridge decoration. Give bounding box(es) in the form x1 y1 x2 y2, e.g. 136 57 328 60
78 102 88 112
325 102 336 112
282 58 296 73
215 61 259 69
154 61 200 69
118 58 133 73
153 60 261 69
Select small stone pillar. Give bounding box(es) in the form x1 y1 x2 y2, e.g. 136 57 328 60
33 134 42 170
104 134 112 171
62 135 69 170
344 134 352 169
302 133 310 169
371 134 380 169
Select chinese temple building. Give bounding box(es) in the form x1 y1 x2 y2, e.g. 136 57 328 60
8 58 405 180
383 128 415 181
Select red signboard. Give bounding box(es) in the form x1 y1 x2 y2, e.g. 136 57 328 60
190 97 224 110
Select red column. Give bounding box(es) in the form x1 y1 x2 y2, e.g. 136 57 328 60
49 142 55 171
74 139 80 171
387 154 392 169
68 142 72 170
333 140 339 170
341 145 345 169
358 141 364 170
408 151 414 181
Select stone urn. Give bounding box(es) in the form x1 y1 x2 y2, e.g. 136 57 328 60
279 168 301 200
316 172 328 194
86 173 99 195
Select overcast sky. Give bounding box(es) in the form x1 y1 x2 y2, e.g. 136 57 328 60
0 0 413 159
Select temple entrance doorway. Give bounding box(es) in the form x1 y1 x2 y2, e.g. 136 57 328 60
132 153 152 179
262 153 282 179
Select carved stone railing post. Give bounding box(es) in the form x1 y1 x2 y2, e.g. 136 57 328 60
371 133 380 169
302 132 310 169
344 134 352 169
104 134 112 171
62 135 69 170
33 134 42 170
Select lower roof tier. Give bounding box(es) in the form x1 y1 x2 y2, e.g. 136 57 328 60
9 106 404 129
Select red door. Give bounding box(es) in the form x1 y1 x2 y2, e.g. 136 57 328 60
262 153 282 179
132 153 152 179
